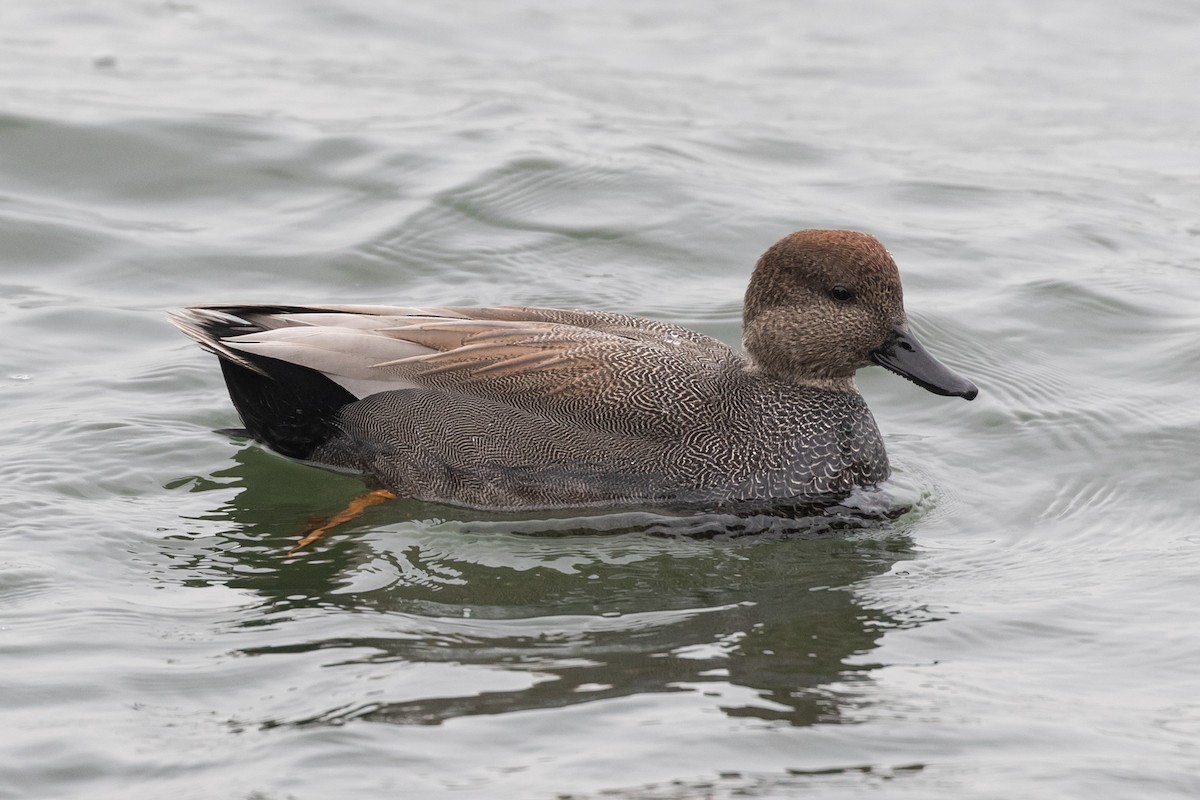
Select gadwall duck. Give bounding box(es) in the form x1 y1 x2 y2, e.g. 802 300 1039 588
172 230 977 512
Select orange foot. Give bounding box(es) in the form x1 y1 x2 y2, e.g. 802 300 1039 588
288 489 397 555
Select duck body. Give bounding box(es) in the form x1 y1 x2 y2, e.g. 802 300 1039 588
173 231 976 512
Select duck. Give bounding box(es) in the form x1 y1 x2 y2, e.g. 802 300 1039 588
172 229 977 514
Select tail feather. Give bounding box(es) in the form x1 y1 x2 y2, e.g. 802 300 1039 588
173 307 356 460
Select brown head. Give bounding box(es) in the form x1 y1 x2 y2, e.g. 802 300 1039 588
743 230 977 399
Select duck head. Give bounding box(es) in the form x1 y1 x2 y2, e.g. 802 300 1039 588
742 229 977 399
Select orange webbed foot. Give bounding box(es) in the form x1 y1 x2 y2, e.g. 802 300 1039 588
288 489 397 555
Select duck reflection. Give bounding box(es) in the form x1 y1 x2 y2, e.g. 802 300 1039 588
172 445 916 728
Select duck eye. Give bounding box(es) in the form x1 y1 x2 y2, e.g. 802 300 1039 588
828 285 854 302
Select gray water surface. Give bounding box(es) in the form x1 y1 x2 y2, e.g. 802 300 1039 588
3 1 1200 798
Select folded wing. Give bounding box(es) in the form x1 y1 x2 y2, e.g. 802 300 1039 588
172 304 742 438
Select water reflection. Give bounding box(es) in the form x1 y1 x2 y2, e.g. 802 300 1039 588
170 446 919 729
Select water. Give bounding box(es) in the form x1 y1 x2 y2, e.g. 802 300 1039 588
3 1 1200 797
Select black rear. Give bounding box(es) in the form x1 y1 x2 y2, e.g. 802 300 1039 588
218 354 357 460
173 306 359 461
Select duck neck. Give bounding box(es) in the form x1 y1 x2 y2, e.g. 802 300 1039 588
740 357 860 394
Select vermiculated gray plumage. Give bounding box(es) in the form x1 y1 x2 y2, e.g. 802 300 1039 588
172 230 976 512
